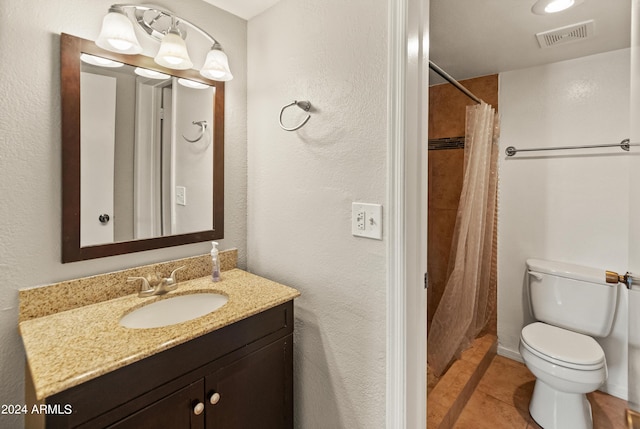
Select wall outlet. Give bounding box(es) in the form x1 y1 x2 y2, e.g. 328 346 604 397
352 203 382 240
356 210 366 230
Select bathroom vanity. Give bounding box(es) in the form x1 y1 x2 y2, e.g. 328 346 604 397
20 262 299 429
46 302 292 429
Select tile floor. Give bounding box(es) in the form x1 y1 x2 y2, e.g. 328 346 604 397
428 335 498 429
452 355 629 429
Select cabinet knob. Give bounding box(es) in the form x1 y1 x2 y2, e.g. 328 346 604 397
193 402 205 415
209 392 221 405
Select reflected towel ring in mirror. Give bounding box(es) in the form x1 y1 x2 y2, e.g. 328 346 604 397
279 100 312 131
183 120 208 143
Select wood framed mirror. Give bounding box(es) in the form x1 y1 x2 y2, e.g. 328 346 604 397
61 33 224 263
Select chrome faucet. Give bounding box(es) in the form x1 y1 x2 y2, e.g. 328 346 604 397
127 266 185 297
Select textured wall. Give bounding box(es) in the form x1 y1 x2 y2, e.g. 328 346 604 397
0 1 246 426
498 49 630 399
247 0 388 427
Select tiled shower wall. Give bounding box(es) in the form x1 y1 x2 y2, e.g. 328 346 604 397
427 74 499 335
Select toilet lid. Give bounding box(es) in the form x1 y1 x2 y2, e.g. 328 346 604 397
521 323 605 369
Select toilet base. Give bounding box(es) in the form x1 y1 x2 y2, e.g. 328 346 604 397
529 379 593 429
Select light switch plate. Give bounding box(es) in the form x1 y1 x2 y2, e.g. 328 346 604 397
176 186 186 206
352 203 382 240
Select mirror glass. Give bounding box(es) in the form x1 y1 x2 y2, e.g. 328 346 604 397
80 60 214 246
61 34 224 262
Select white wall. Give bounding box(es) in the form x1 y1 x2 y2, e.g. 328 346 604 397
498 49 630 399
0 1 247 427
247 0 388 427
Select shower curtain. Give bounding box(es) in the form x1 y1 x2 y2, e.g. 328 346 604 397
427 102 500 376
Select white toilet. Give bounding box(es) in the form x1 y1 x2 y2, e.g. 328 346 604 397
519 259 618 429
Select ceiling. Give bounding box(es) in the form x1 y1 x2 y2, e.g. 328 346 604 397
200 0 630 83
201 0 279 20
430 0 631 83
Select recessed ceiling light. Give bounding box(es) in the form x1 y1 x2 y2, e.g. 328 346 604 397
532 0 584 15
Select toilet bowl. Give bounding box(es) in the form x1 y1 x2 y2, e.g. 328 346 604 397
520 322 607 429
519 259 617 429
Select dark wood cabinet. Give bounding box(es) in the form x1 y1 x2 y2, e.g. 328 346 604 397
39 301 294 429
205 335 293 429
106 380 205 429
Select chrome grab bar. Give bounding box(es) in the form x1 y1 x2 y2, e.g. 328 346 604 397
505 139 638 157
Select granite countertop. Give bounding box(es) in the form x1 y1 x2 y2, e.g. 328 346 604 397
19 269 300 400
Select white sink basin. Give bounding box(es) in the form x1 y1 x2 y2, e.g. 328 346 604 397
120 293 228 329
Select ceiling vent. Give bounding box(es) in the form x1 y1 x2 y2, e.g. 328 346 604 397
536 20 595 48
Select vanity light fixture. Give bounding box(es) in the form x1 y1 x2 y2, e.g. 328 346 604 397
532 0 584 15
96 4 233 81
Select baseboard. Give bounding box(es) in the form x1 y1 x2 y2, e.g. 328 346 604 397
600 381 629 402
497 344 523 363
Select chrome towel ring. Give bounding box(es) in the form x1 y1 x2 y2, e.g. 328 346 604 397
279 100 311 131
183 120 208 143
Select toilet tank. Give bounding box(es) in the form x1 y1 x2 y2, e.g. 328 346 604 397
526 259 618 337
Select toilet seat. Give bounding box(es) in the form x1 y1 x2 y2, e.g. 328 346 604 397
521 322 605 371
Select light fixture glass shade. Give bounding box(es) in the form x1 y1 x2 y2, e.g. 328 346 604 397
200 47 233 81
154 30 193 70
96 11 143 54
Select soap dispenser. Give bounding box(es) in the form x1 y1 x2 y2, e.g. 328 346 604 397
211 241 221 282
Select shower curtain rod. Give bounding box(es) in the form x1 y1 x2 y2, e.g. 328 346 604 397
429 60 483 104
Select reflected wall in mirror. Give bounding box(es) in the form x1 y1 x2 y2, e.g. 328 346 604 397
62 33 224 263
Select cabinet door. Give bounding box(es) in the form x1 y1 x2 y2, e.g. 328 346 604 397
106 379 205 429
205 335 293 429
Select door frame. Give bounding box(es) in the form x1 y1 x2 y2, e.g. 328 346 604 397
386 0 429 427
